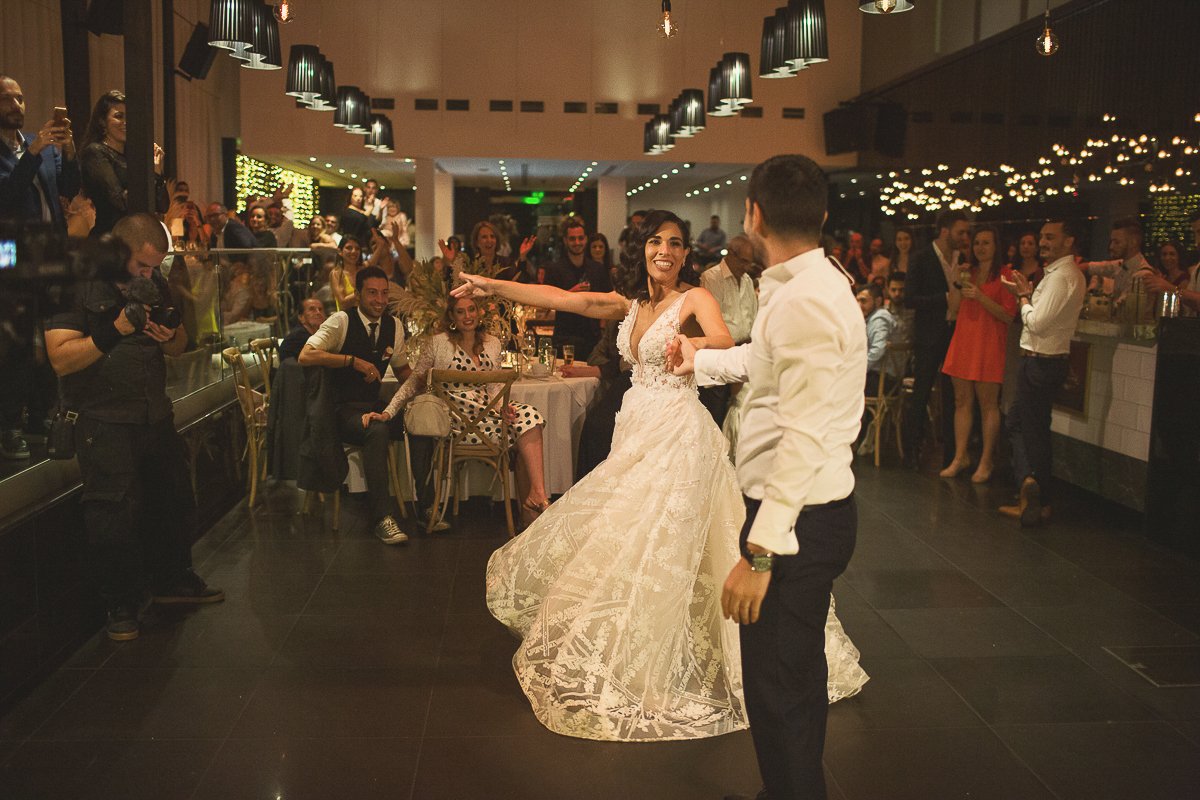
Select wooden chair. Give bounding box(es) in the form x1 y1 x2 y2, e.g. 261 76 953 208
426 368 519 537
863 341 911 467
249 337 279 408
222 347 269 505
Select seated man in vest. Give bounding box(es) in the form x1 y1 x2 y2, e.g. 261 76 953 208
299 266 411 544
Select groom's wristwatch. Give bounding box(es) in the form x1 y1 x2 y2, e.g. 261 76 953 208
742 545 776 573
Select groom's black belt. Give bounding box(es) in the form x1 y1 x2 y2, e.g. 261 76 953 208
800 493 854 514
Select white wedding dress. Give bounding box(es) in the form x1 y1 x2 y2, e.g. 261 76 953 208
486 293 868 742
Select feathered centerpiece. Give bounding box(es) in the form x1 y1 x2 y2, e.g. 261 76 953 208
402 255 518 364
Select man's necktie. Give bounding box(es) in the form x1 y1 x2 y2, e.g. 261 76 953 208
369 321 378 345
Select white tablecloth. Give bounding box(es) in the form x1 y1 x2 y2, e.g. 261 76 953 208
511 375 599 495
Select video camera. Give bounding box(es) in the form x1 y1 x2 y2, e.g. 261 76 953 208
124 275 183 331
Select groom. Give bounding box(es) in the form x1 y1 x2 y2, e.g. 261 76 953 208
671 154 866 800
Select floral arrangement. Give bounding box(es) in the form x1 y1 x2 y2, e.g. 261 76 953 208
402 256 517 363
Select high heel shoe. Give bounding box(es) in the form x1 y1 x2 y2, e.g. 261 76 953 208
938 460 970 479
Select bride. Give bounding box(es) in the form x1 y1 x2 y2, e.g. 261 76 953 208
454 210 867 742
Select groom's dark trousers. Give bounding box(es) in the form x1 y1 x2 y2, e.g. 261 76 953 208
739 494 857 800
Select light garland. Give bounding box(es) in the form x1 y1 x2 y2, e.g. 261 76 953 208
878 114 1200 219
235 153 320 224
1148 194 1200 247
627 162 693 198
683 172 748 199
570 162 598 194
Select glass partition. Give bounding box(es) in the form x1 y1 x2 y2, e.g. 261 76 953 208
0 247 320 488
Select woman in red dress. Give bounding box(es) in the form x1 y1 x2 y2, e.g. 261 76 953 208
940 225 1017 483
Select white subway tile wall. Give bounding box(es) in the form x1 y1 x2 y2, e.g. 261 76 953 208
1051 341 1155 462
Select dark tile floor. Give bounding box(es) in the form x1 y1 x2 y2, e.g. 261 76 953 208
3 467 1200 800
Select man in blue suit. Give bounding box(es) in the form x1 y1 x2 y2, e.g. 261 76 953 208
0 75 80 233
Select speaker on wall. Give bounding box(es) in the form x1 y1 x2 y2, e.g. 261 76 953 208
85 0 124 36
178 22 218 80
823 102 907 158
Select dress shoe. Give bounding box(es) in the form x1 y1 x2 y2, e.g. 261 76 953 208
1019 476 1042 527
152 570 225 604
106 606 140 641
374 515 410 545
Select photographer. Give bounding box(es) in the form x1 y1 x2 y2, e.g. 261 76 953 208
44 213 222 642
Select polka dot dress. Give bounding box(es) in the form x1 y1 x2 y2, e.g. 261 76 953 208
445 346 545 448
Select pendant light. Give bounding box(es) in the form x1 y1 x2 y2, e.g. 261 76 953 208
285 44 323 103
668 96 688 139
707 65 737 117
647 113 674 154
793 0 828 67
643 120 657 155
305 57 336 110
333 86 363 127
657 0 679 38
208 0 254 52
273 0 296 23
347 91 372 134
759 16 787 79
859 0 914 13
678 88 706 135
718 52 753 109
1035 0 1059 56
365 115 395 153
240 1 281 70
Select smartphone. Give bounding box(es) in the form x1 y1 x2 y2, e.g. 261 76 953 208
53 106 68 125
0 239 16 270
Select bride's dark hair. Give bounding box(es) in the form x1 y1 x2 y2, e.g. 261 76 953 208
615 209 699 302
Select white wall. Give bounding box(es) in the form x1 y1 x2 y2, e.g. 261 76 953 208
1051 336 1155 462
237 0 863 170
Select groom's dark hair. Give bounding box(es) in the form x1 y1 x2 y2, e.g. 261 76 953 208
747 155 828 241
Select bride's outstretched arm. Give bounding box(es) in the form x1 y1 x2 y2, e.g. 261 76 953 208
452 272 629 320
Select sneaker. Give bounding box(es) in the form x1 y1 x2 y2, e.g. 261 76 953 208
152 570 226 604
106 606 140 641
1 430 30 460
374 515 409 545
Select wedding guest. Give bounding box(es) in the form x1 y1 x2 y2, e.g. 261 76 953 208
859 283 897 396
1000 220 1086 527
891 227 915 277
0 74 80 232
698 234 758 425
330 235 363 311
221 262 253 324
363 178 385 223
205 202 256 249
1155 240 1190 289
246 205 277 248
885 272 913 346
618 209 646 248
542 218 611 357
940 226 1017 484
695 214 728 267
843 231 870 285
63 192 96 238
588 232 616 285
339 186 376 246
299 267 411 545
1143 213 1200 312
266 199 293 247
869 237 891 283
78 90 168 236
279 297 327 362
382 294 549 527
1003 231 1046 415
382 200 410 248
903 209 970 470
323 212 343 246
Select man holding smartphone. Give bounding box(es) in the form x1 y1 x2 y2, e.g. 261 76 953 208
0 75 80 232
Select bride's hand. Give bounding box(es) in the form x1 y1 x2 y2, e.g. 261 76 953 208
668 334 697 376
451 273 492 299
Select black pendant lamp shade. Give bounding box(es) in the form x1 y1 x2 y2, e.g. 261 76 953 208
643 119 656 155
859 0 915 13
285 44 323 103
707 65 737 117
208 0 254 51
305 57 336 110
336 87 371 134
653 113 674 153
365 115 395 153
240 0 281 70
719 52 753 108
677 89 705 135
759 16 786 78
668 96 688 139
793 0 829 66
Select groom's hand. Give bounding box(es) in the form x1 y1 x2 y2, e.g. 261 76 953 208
722 559 771 624
669 334 697 377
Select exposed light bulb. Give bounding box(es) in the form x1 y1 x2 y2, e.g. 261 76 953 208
657 0 678 38
873 0 897 11
1035 9 1058 56
273 0 296 24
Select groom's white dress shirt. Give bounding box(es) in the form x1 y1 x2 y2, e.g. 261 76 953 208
694 247 866 556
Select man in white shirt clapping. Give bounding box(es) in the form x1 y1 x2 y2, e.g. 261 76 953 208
671 154 866 800
1000 219 1086 527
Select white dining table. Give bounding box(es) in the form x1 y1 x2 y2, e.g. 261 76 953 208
379 372 599 499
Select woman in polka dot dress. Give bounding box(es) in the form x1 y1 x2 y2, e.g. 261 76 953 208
384 296 549 524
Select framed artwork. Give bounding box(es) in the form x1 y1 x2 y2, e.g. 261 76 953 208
1053 340 1092 416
